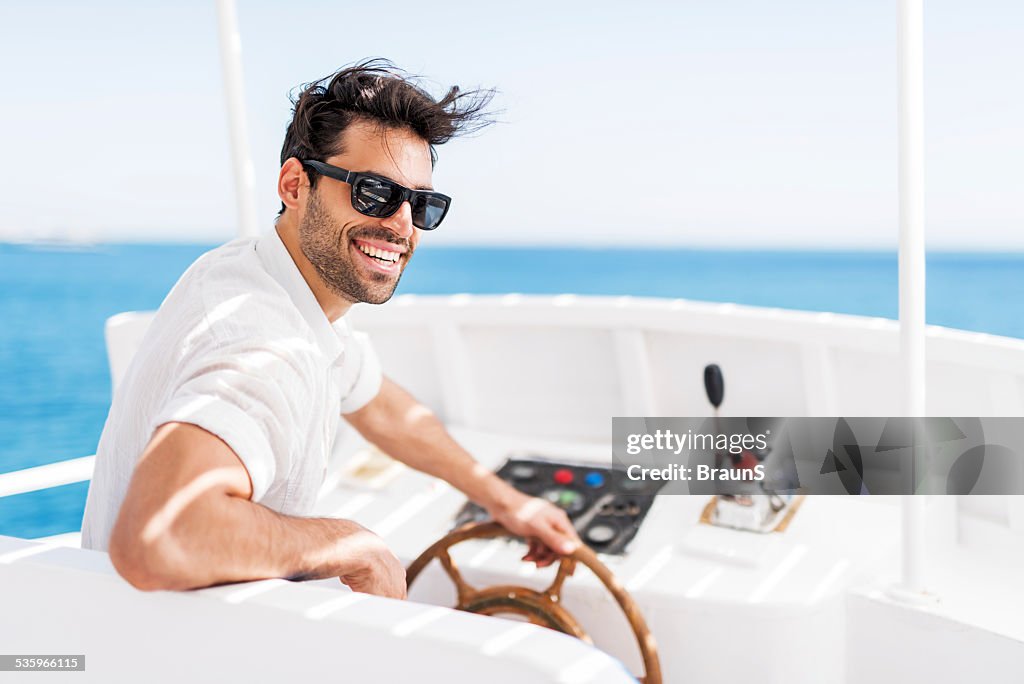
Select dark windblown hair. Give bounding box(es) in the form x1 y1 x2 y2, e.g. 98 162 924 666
278 58 495 215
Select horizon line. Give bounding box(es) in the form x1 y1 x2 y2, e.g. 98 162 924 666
3 237 1023 255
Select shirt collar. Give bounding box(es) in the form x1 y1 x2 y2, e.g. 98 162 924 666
255 228 345 365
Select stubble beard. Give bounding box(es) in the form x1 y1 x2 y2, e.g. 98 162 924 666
297 191 409 306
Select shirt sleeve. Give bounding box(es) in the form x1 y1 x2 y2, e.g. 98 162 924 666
151 344 307 502
337 330 384 414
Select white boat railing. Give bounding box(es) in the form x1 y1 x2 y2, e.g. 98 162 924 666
0 455 95 499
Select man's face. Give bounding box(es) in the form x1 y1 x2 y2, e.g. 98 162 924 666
298 121 433 305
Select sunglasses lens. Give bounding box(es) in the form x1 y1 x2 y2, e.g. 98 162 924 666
412 195 449 230
353 177 402 217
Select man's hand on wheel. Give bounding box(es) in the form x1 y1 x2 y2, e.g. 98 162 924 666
488 490 582 568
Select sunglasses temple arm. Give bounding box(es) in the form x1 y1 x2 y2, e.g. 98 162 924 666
304 160 353 184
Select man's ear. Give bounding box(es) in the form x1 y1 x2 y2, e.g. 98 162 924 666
278 157 308 213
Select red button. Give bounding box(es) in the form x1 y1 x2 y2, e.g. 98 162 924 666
553 468 574 485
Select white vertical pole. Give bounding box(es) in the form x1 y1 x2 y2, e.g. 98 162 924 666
215 0 260 238
898 0 928 598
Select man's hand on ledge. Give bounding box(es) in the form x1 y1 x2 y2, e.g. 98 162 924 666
487 489 582 568
332 520 407 599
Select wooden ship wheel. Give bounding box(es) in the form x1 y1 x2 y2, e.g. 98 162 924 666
406 521 662 684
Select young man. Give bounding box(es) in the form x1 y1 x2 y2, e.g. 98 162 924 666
81 61 580 599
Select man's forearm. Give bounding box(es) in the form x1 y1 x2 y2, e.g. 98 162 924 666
348 379 516 514
111 492 373 591
369 407 514 511
108 421 406 597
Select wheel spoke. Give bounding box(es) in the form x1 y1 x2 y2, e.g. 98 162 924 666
544 556 577 602
438 549 475 604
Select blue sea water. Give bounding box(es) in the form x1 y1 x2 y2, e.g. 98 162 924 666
0 241 1022 538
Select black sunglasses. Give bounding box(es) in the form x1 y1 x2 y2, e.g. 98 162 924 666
302 159 451 231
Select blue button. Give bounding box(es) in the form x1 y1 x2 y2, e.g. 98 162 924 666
584 472 605 488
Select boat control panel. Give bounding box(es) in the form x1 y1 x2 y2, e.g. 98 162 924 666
453 456 664 555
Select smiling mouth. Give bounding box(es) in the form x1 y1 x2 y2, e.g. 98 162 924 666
355 242 401 264
350 238 407 275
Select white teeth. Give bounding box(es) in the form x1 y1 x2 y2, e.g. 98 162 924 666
357 243 399 263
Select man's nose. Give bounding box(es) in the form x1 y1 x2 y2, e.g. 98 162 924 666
380 201 414 239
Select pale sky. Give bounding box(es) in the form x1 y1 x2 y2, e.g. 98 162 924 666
0 0 1021 248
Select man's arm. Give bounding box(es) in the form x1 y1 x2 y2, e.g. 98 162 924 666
344 378 581 567
107 422 406 598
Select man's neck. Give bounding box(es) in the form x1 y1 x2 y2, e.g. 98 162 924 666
273 218 353 323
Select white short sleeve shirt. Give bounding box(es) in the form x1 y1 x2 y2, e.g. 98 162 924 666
81 229 383 551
